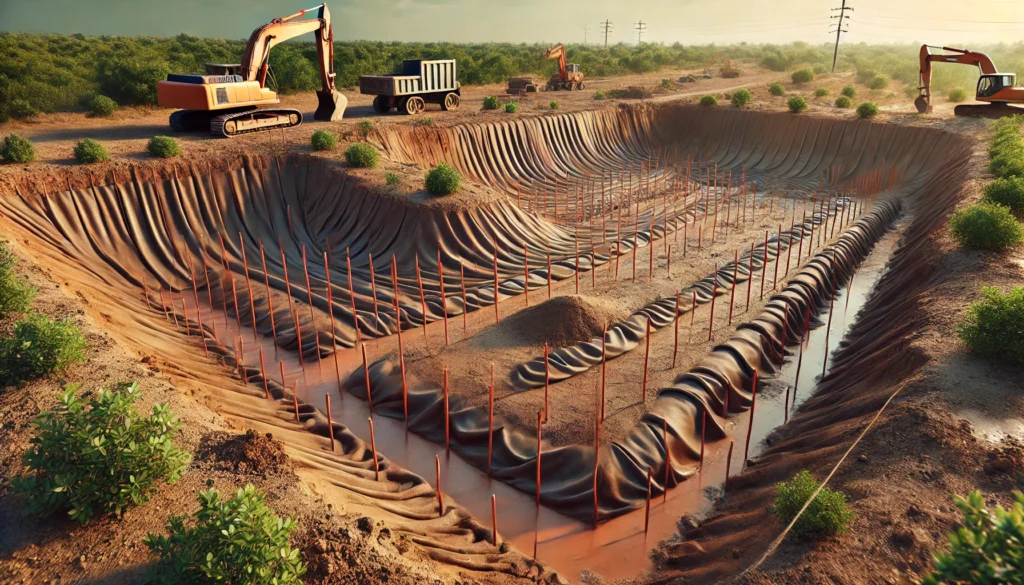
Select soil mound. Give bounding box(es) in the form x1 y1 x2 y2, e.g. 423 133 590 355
476 295 630 350
197 430 291 477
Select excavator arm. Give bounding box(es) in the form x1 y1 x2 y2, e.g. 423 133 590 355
915 44 998 113
544 44 568 81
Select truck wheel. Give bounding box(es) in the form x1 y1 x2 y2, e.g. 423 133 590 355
578 82 586 90
372 96 390 114
441 92 460 111
403 96 425 115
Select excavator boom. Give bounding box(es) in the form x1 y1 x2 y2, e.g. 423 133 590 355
543 44 584 91
915 44 1024 116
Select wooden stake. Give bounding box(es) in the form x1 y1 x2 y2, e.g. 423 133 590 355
259 347 270 399
491 494 499 547
663 418 671 503
415 253 428 343
391 259 408 420
543 342 550 422
642 317 651 402
437 249 449 346
368 417 379 480
708 264 718 342
325 393 335 452
760 231 768 299
672 292 680 368
435 455 444 516
368 253 380 333
600 330 607 422
644 466 653 535
535 411 543 506
728 250 738 325
362 342 373 412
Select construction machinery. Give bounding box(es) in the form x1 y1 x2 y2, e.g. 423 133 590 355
506 77 539 96
704 56 740 79
157 4 345 137
915 44 1024 117
361 60 461 115
544 45 585 91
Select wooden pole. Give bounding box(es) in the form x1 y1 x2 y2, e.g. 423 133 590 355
368 417 379 480
672 292 680 368
523 244 530 307
301 245 322 369
600 330 607 422
491 494 499 547
239 234 259 341
460 260 468 335
728 250 738 325
362 342 374 412
346 248 362 347
259 243 279 351
437 249 449 346
543 342 550 423
259 347 270 399
368 253 380 333
708 264 718 342
535 411 543 506
663 418 671 503
760 231 768 299
644 466 653 535
435 455 444 516
642 317 651 402
391 259 408 421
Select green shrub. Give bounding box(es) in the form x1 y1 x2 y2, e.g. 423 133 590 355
761 54 789 72
0 312 88 385
812 64 828 75
769 82 785 97
772 470 854 538
357 119 373 138
1 133 35 163
857 102 879 119
868 75 889 90
88 95 117 117
344 142 379 168
11 382 189 523
8 99 38 120
949 202 1023 252
0 243 36 318
731 89 752 108
549 100 559 110
310 130 336 151
699 95 718 107
482 96 499 110
425 163 461 196
957 287 1024 364
144 485 305 585
504 102 519 113
73 138 108 164
787 95 808 113
835 96 852 109
384 171 400 186
413 117 434 127
791 68 814 84
982 177 1024 216
948 87 967 103
923 491 1024 585
593 91 605 100
147 136 180 158
814 88 829 97
989 152 1024 179
661 79 672 88
841 85 856 98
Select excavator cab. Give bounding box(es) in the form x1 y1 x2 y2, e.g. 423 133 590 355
977 74 1017 99
567 64 580 74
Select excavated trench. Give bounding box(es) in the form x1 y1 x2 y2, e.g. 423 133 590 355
0 104 970 582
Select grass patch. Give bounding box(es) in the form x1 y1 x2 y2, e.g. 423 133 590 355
857 102 879 119
0 242 36 318
868 75 889 90
593 91 605 100
549 100 559 110
949 202 1023 252
814 87 830 97
958 286 1024 365
768 82 785 97
425 163 461 196
147 136 180 158
344 142 379 168
0 312 87 386
948 87 967 103
73 138 108 164
357 120 373 138
772 470 854 538
787 95 808 113
699 95 717 107
923 491 1024 585
310 130 336 151
1 133 36 163
731 89 752 108
384 171 400 186
482 96 499 110
504 102 519 113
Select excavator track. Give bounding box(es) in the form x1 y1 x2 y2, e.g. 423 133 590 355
954 103 1024 119
210 107 302 138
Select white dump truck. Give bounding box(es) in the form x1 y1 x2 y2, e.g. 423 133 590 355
360 59 461 115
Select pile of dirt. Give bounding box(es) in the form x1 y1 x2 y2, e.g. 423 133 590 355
474 294 630 350
608 87 653 99
196 430 291 477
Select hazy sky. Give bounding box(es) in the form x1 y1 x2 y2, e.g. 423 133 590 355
1 0 1022 46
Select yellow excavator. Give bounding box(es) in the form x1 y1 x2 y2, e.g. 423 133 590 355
544 44 585 91
157 4 345 137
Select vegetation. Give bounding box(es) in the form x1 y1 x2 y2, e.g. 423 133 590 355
772 470 854 538
731 88 752 108
73 138 108 164
0 242 36 318
0 133 35 163
0 312 88 386
958 287 1024 365
923 491 1024 585
384 171 401 186
787 95 808 113
841 85 856 98
791 68 814 84
982 177 1024 217
857 102 879 119
549 100 559 110
87 94 117 117
699 95 717 107
425 163 461 196
344 143 379 168
768 82 785 97
948 87 967 103
949 202 1023 252
482 96 499 110
593 91 605 100
868 74 890 90
357 120 373 138
989 116 1024 179
661 78 672 88
413 117 433 127
504 102 519 113
144 485 305 585
835 96 852 109
814 87 829 97
147 135 180 158
11 382 189 524
310 129 336 151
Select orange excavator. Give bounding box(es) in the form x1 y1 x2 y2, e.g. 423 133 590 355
157 4 345 137
544 44 586 91
704 56 740 79
915 44 1024 117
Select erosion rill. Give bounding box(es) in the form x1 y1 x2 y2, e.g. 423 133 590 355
0 103 968 583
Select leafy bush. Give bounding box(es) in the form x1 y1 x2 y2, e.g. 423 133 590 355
0 243 37 318
73 139 108 164
948 87 967 103
357 120 373 138
812 64 828 75
791 68 814 84
482 96 499 110
990 152 1024 179
868 75 890 90
504 102 519 113
11 382 190 523
699 95 718 107
857 102 879 119
147 136 180 158
731 89 752 108
96 55 169 105
88 95 117 117
957 287 1024 364
949 202 1023 252
1 133 35 163
593 91 605 100
8 99 38 120
344 143 379 168
814 87 829 97
549 100 559 110
768 82 785 97
923 491 1024 585
835 96 852 109
983 177 1024 216
384 171 400 186
772 470 854 538
310 130 336 151
425 163 461 196
661 79 672 88
787 95 808 113
144 485 305 585
0 312 88 385
841 85 856 98
989 118 1024 178
760 53 789 72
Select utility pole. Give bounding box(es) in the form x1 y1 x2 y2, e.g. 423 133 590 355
601 20 613 48
635 20 647 45
583 23 589 45
830 0 853 73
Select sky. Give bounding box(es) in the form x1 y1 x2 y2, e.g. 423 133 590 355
0 0 1022 46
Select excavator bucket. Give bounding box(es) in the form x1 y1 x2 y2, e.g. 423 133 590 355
314 90 347 122
914 95 931 114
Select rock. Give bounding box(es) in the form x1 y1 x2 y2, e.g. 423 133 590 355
731 547 742 559
857 454 868 463
890 528 916 549
677 514 700 533
985 456 1013 475
357 516 374 533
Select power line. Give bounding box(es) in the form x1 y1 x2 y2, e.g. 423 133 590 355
830 0 853 73
635 20 647 45
601 19 613 48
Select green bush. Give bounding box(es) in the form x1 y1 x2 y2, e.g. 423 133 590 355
835 96 852 109
1 133 36 163
791 68 814 84
949 202 1023 252
841 85 856 98
989 118 1024 178
425 163 461 196
73 138 108 164
147 135 180 158
787 95 808 113
661 79 672 88
857 102 879 119
812 64 828 75
384 171 400 186
482 96 499 110
87 95 117 117
504 102 519 113
11 382 189 523
948 87 967 103
768 82 785 97
593 91 605 100
868 75 890 90
0 312 88 385
549 100 559 110
814 87 829 97
923 491 1024 585
989 152 1024 179
310 130 336 152
357 120 373 138
699 95 718 107
0 243 36 318
982 177 1024 216
413 117 433 127
731 89 752 108
144 485 305 585
344 143 379 168
8 99 38 120
772 470 854 538
856 69 877 85
957 287 1024 365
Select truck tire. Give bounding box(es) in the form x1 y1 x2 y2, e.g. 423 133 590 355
372 96 390 114
441 93 460 111
578 81 586 90
402 96 425 115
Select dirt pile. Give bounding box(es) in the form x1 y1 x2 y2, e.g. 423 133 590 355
475 295 630 350
196 430 291 477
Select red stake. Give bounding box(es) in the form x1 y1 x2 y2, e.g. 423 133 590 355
746 242 754 312
325 393 335 452
699 410 707 471
492 240 500 323
593 406 601 526
323 251 342 391
672 292 680 368
543 342 550 422
546 245 553 298
743 371 759 463
728 250 738 325
362 342 373 412
259 347 269 399
535 411 543 506
523 244 530 307
663 418 671 502
600 329 607 422
239 233 259 341
443 368 450 452
691 291 697 327
368 253 380 333
459 260 468 335
260 243 278 350
391 259 408 420
301 245 322 368
644 466 653 535
760 231 768 299
294 309 305 371
491 494 499 547
708 264 718 342
344 249 361 349
437 249 449 346
642 317 651 402
774 223 782 290
368 417 380 480
487 363 495 475
435 455 444 517
725 440 734 487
